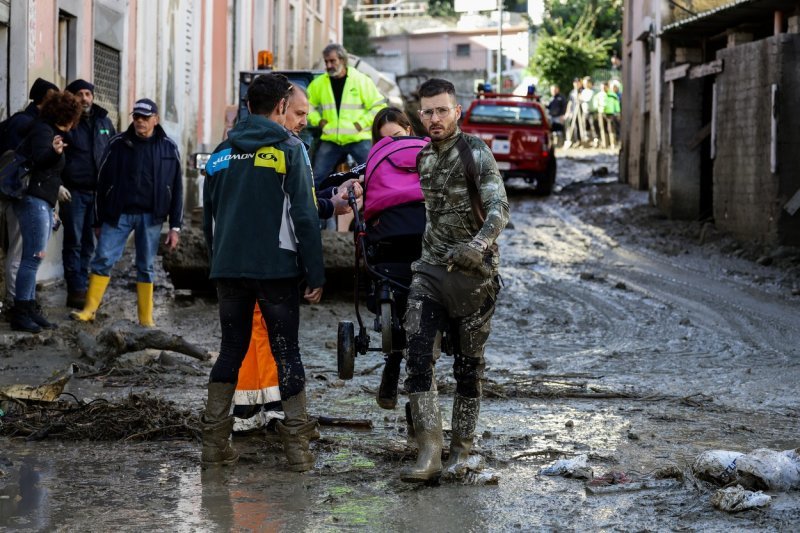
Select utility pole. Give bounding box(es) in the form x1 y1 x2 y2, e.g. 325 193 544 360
497 0 503 89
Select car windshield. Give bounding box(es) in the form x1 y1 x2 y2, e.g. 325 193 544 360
468 104 543 126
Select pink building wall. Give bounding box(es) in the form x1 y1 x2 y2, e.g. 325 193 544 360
372 26 529 74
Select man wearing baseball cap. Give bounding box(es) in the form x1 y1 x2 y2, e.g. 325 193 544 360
71 97 183 327
60 79 116 309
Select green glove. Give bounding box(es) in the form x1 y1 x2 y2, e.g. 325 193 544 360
446 241 491 276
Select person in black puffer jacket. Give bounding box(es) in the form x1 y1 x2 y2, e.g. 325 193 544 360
10 91 82 333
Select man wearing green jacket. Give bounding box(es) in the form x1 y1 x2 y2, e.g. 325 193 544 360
201 73 325 472
603 82 621 147
307 43 386 187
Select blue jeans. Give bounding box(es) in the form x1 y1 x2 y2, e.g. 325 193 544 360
60 190 96 292
13 195 54 301
90 213 163 283
312 139 371 188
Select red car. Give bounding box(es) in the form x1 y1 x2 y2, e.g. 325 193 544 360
460 91 557 195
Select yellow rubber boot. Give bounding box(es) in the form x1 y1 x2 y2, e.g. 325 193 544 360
70 274 111 322
136 282 155 327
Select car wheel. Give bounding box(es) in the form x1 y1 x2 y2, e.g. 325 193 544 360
337 321 355 380
380 302 393 354
534 157 556 196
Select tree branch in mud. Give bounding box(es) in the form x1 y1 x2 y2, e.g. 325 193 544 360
77 320 211 365
0 393 200 441
316 416 374 429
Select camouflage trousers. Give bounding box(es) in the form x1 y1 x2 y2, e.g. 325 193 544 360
403 262 499 398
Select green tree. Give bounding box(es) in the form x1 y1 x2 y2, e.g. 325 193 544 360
428 0 456 18
530 5 618 93
504 0 527 12
343 7 374 56
542 0 622 53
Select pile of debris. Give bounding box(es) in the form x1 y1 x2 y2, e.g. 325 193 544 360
0 393 200 442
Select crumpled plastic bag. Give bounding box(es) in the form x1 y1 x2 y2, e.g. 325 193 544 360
736 448 800 491
711 485 772 512
692 450 744 485
441 455 499 485
539 454 593 480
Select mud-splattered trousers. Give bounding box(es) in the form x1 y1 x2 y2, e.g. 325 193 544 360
210 278 306 400
405 131 509 398
404 263 500 397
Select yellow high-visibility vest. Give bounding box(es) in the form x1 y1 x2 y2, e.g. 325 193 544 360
307 66 387 145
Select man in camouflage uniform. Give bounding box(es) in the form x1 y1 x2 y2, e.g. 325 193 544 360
401 78 509 483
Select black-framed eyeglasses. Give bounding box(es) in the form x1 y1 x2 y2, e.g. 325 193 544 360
132 114 152 121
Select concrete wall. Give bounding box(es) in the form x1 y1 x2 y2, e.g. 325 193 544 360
713 35 800 244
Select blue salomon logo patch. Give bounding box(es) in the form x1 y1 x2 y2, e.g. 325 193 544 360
205 149 231 176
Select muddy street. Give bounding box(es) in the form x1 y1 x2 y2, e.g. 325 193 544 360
2 150 799 531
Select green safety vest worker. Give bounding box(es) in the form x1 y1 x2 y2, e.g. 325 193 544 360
307 67 387 145
603 90 620 115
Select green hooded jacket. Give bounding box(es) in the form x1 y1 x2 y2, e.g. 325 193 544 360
202 114 325 288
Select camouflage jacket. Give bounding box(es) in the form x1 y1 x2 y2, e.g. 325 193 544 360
416 128 509 272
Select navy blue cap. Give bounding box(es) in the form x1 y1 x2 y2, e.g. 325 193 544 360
131 98 159 116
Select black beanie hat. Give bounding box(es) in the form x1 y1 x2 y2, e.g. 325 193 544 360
29 78 59 104
66 79 95 95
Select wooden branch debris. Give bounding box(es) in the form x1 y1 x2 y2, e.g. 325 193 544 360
512 448 572 460
78 320 211 364
317 416 373 430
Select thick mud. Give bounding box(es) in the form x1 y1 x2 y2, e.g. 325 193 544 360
2 149 799 531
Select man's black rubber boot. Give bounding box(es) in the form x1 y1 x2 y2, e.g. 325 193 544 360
376 351 403 409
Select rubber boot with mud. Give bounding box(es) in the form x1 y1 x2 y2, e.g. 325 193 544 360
70 274 110 322
201 382 239 466
10 300 42 334
136 282 155 327
376 351 403 409
444 394 480 470
276 390 318 472
28 301 57 329
400 391 443 483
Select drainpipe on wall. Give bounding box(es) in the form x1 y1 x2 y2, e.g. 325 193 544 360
774 10 783 35
770 84 778 174
496 0 503 89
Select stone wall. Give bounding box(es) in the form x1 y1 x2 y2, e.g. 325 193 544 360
713 35 800 245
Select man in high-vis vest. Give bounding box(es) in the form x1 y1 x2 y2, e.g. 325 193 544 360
307 43 386 187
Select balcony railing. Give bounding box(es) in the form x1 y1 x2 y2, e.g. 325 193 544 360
351 1 427 20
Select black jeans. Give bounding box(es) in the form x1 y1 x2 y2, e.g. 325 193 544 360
211 278 305 399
